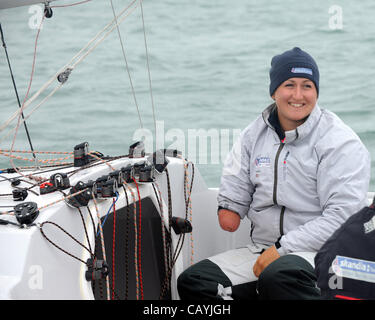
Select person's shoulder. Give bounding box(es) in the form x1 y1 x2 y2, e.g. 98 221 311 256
315 108 367 155
318 108 360 141
242 112 268 139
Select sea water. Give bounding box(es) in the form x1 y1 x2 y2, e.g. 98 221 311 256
1 0 375 190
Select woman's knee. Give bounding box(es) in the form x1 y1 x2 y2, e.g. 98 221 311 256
257 254 319 299
177 259 232 300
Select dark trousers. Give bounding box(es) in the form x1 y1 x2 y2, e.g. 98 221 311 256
177 254 321 300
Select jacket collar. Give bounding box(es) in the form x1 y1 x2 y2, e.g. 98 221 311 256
262 102 322 144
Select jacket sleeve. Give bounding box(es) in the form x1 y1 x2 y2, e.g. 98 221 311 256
217 131 255 219
279 135 371 255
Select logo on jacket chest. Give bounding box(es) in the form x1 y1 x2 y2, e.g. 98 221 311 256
255 156 271 168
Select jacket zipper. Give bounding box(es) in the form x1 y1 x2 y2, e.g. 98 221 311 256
279 206 285 236
273 142 284 205
273 142 285 236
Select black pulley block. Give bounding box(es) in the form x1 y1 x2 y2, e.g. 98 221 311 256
14 202 39 225
85 258 109 281
171 216 192 235
12 189 28 201
66 181 92 208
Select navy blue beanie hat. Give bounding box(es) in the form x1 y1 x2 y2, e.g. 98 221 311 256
269 47 319 96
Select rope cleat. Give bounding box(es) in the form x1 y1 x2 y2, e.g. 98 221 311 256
50 172 70 190
150 149 170 173
93 175 108 196
109 170 121 185
133 161 146 176
129 141 145 158
98 178 117 198
139 164 155 182
40 181 55 195
73 142 89 167
120 165 134 183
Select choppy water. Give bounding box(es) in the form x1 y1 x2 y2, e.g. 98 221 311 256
1 0 375 189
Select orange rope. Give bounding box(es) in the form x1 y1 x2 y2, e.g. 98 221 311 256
0 149 73 155
132 177 144 300
0 150 73 164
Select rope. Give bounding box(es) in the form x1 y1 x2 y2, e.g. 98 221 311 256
111 197 116 300
0 149 72 155
86 206 97 241
8 14 45 176
91 192 111 300
152 182 168 279
0 23 37 162
0 163 73 176
0 150 73 164
165 167 173 281
109 0 143 129
87 151 140 299
39 220 93 264
157 167 189 299
182 159 194 265
152 181 172 300
122 179 139 300
140 0 157 137
132 177 144 300
122 185 130 300
0 0 140 136
77 207 93 256
96 192 119 237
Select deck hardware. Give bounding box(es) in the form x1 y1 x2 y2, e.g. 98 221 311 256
85 258 109 281
129 141 145 158
73 142 89 167
171 217 192 235
139 164 155 182
12 189 28 201
57 67 72 84
14 202 39 225
120 165 134 183
66 181 92 208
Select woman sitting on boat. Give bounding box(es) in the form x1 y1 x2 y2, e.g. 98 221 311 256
177 47 371 300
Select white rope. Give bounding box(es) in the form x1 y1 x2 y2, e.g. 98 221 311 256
0 84 62 144
140 0 157 137
0 0 140 135
109 0 143 129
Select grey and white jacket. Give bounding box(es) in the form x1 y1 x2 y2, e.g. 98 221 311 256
218 103 371 255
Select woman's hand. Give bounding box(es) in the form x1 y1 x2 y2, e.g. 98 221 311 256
253 245 280 277
218 209 241 232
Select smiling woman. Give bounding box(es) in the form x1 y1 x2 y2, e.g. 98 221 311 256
269 47 319 131
272 78 317 131
177 47 371 300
